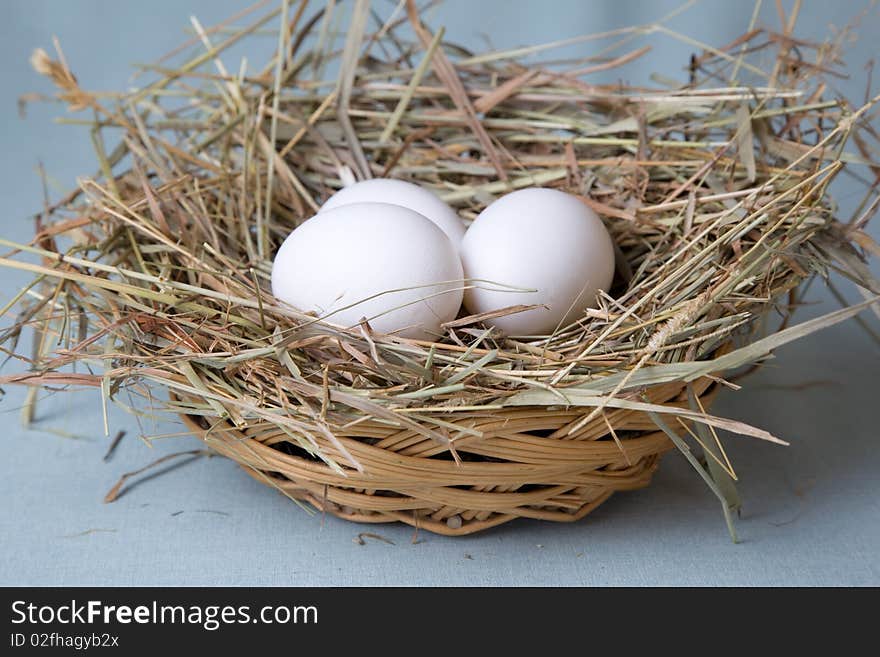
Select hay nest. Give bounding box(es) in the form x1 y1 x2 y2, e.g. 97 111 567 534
2 1 878 536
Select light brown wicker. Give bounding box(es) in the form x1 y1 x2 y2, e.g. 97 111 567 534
177 376 715 536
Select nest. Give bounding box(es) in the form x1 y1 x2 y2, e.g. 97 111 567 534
2 1 878 537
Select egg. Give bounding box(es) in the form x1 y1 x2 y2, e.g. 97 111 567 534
460 187 615 336
321 178 466 248
271 203 463 340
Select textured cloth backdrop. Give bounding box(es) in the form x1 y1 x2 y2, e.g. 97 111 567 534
1 0 878 585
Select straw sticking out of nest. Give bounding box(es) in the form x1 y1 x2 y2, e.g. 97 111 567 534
2 0 879 536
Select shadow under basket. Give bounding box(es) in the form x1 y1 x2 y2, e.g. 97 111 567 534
176 376 717 536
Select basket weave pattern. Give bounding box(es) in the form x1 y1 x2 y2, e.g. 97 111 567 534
179 377 714 535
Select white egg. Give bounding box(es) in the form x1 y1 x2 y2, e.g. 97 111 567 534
461 188 615 336
321 178 466 248
271 203 463 340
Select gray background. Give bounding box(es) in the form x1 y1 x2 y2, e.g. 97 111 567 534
1 0 878 586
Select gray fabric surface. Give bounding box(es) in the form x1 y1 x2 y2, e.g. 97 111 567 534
1 0 878 586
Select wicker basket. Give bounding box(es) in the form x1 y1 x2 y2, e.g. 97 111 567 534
176 375 717 535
